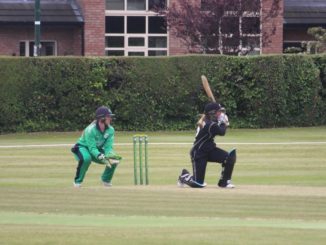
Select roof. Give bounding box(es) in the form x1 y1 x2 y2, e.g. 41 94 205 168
284 0 326 25
0 0 83 24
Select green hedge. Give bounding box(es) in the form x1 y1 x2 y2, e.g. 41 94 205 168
312 55 326 125
0 55 325 133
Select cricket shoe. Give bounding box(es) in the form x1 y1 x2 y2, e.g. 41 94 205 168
73 182 82 188
102 181 112 187
177 169 190 187
218 180 235 189
177 179 185 187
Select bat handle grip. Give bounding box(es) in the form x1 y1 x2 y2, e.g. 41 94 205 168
196 114 206 128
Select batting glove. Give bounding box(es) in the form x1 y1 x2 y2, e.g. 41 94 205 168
218 113 230 127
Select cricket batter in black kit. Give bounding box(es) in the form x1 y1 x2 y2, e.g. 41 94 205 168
178 102 236 188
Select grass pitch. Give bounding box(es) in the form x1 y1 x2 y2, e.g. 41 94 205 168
0 127 326 244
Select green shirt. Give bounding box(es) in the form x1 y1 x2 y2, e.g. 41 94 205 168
77 121 115 159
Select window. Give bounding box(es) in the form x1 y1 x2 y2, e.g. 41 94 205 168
19 42 25 56
105 0 166 11
242 17 260 34
128 51 145 56
20 41 56 56
199 0 261 55
242 0 261 12
205 35 220 51
105 1 168 56
43 42 55 56
127 17 146 33
106 36 124 47
223 36 240 47
221 17 239 35
128 37 145 46
149 0 166 10
149 37 167 48
149 17 166 34
148 50 167 56
225 0 240 11
127 0 145 10
216 7 261 55
242 36 260 49
106 50 125 56
106 0 124 10
106 16 124 33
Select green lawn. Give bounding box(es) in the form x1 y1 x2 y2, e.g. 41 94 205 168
0 127 326 244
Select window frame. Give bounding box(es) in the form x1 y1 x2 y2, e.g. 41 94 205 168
205 2 262 55
105 1 169 56
106 0 167 12
19 40 57 57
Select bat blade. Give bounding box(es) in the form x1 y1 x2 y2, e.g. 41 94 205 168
201 75 216 102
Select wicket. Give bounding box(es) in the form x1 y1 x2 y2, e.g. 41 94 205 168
133 135 149 185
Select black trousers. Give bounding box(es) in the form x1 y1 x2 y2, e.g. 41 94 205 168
191 147 228 184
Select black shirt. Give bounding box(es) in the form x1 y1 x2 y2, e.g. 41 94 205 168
190 120 227 159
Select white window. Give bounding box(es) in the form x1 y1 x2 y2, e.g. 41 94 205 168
19 41 57 57
106 0 125 10
105 0 168 56
127 0 146 11
106 0 166 11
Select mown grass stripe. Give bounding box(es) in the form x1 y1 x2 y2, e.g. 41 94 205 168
1 141 326 148
1 212 326 230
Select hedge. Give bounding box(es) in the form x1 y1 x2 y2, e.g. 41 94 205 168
0 55 325 133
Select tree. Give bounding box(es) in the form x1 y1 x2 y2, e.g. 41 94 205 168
159 0 281 55
307 27 326 54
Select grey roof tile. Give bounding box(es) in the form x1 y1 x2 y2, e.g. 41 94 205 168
284 0 326 25
0 0 83 23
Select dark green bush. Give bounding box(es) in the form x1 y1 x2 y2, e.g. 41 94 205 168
312 55 326 125
0 55 325 133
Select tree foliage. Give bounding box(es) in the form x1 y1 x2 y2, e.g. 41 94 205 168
307 27 326 54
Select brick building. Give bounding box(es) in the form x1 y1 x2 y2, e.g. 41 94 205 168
0 0 83 56
284 0 326 52
79 0 284 56
0 0 313 57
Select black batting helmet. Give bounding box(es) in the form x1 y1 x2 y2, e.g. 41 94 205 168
204 102 225 122
204 102 223 114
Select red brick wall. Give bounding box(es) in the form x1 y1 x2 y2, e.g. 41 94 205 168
168 0 195 55
169 34 189 56
76 0 105 56
0 24 82 56
261 0 284 54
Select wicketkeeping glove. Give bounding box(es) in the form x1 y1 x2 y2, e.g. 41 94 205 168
106 153 122 161
98 153 112 168
106 153 122 167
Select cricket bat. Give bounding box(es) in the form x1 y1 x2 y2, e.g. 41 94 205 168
201 75 216 102
197 75 216 127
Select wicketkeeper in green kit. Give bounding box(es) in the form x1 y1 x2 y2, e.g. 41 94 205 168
71 106 122 188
